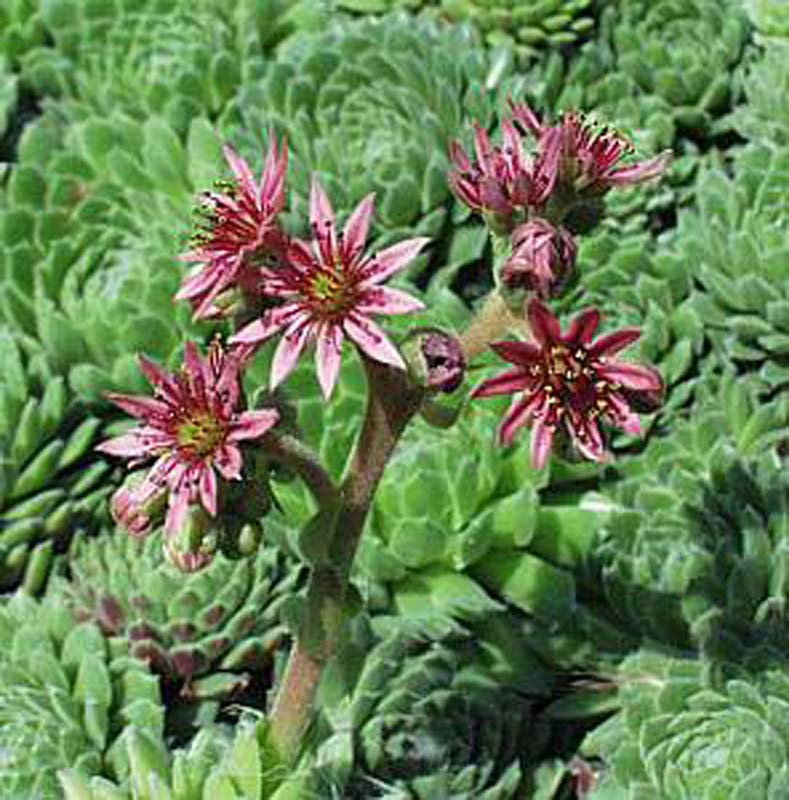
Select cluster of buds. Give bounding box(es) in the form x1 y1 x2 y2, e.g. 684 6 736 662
451 101 669 468
448 100 671 302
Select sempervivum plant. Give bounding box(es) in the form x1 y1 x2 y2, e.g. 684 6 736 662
730 42 789 147
0 592 163 799
585 376 789 655
333 0 598 63
679 144 789 392
222 12 512 244
0 106 220 401
0 327 116 594
49 529 303 733
315 618 555 799
745 0 789 39
580 652 789 799
18 0 252 133
609 0 749 137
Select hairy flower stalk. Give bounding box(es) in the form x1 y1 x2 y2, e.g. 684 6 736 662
231 178 429 399
96 341 279 561
176 136 288 319
472 299 663 468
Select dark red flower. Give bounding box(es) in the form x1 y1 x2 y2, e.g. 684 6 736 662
471 299 663 468
447 119 555 226
510 101 670 195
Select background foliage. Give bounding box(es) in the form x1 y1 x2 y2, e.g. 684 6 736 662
0 0 787 797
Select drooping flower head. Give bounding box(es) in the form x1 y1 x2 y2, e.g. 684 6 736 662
231 178 429 400
447 119 556 230
510 101 671 196
176 135 288 319
96 340 279 537
471 299 663 469
500 218 577 300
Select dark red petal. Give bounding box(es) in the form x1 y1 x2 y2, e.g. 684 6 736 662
589 328 641 358
489 339 542 366
564 308 600 346
526 298 561 345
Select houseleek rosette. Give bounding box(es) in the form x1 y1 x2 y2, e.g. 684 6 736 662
221 12 513 245
0 328 116 594
0 592 163 799
48 529 302 735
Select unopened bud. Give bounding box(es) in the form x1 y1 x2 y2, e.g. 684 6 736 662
403 328 466 393
500 218 576 301
110 473 167 538
164 504 217 572
238 522 263 555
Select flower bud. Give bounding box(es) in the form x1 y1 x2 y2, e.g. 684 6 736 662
163 504 216 572
500 218 577 301
109 473 167 538
402 328 466 393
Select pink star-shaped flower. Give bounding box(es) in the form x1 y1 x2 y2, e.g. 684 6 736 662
176 135 288 318
472 299 663 468
97 341 279 536
231 178 429 399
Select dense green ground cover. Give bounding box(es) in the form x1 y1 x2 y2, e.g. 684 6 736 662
1 1 788 797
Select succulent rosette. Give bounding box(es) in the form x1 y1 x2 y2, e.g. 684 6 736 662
96 340 279 539
472 299 663 468
232 179 429 399
177 136 288 319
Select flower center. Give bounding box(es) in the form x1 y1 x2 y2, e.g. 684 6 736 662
309 267 356 318
176 412 227 458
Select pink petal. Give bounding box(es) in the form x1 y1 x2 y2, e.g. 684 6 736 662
470 368 531 399
530 418 555 470
164 489 190 538
260 134 288 212
499 392 542 446
104 393 169 421
489 339 542 367
309 176 336 263
95 432 151 458
175 264 219 300
229 409 280 441
589 328 641 358
356 286 425 316
344 313 405 370
564 308 600 346
527 298 561 345
509 99 544 138
606 151 671 187
199 466 217 516
270 319 313 389
472 123 491 166
448 140 472 172
571 419 607 463
223 144 257 197
138 355 180 402
342 193 375 264
358 237 430 286
231 304 305 345
315 323 344 400
599 362 662 392
214 444 243 480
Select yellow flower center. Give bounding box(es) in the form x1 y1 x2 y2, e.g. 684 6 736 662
177 413 226 457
